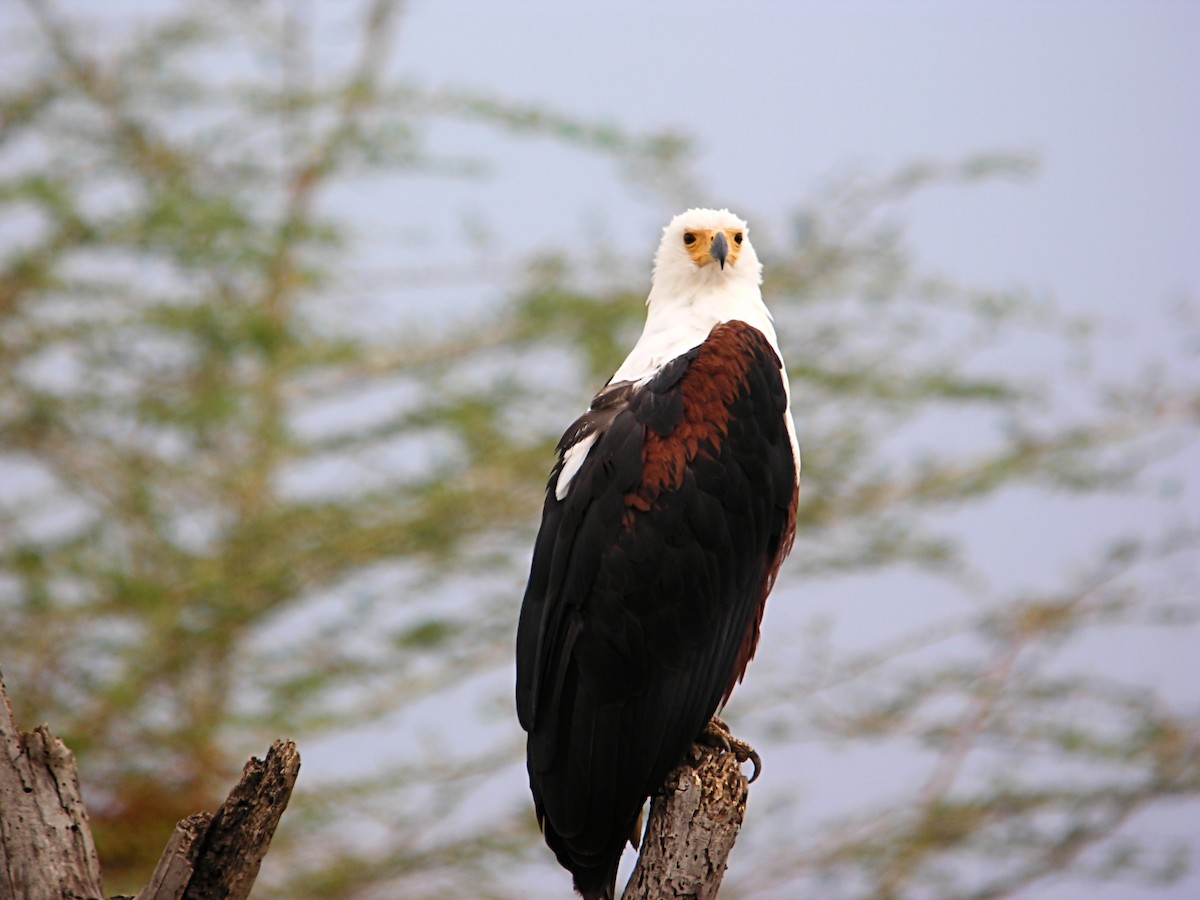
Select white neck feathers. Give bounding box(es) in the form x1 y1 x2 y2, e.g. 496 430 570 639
610 255 777 384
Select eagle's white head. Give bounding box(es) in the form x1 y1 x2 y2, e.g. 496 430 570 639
650 207 763 300
610 208 777 385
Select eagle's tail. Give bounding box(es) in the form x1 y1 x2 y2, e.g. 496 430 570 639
573 859 619 900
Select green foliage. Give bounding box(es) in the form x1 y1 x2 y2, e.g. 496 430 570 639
0 2 1197 898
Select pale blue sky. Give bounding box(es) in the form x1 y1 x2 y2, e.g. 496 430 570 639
389 0 1198 325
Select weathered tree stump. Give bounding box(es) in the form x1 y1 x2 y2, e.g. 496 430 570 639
133 740 300 900
0 678 104 900
0 668 299 900
623 719 754 899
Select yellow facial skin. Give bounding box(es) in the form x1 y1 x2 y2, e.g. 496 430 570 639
681 227 744 269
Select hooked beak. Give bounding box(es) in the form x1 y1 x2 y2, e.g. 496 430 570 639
709 231 729 269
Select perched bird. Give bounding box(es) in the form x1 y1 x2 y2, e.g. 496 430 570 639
515 208 800 899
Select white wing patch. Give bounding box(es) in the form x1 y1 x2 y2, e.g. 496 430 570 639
555 432 599 500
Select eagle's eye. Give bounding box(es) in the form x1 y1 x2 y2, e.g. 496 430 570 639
734 232 743 245
683 232 697 245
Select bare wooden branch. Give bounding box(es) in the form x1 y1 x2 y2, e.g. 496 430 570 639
0 668 104 900
157 741 300 900
623 721 753 900
132 814 213 900
1 669 299 900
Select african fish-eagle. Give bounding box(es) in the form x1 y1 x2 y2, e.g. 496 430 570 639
515 208 800 899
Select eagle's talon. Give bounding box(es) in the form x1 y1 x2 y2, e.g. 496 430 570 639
699 717 762 782
698 718 733 753
738 744 763 783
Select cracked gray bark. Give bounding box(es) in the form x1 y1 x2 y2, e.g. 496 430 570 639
0 669 104 900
